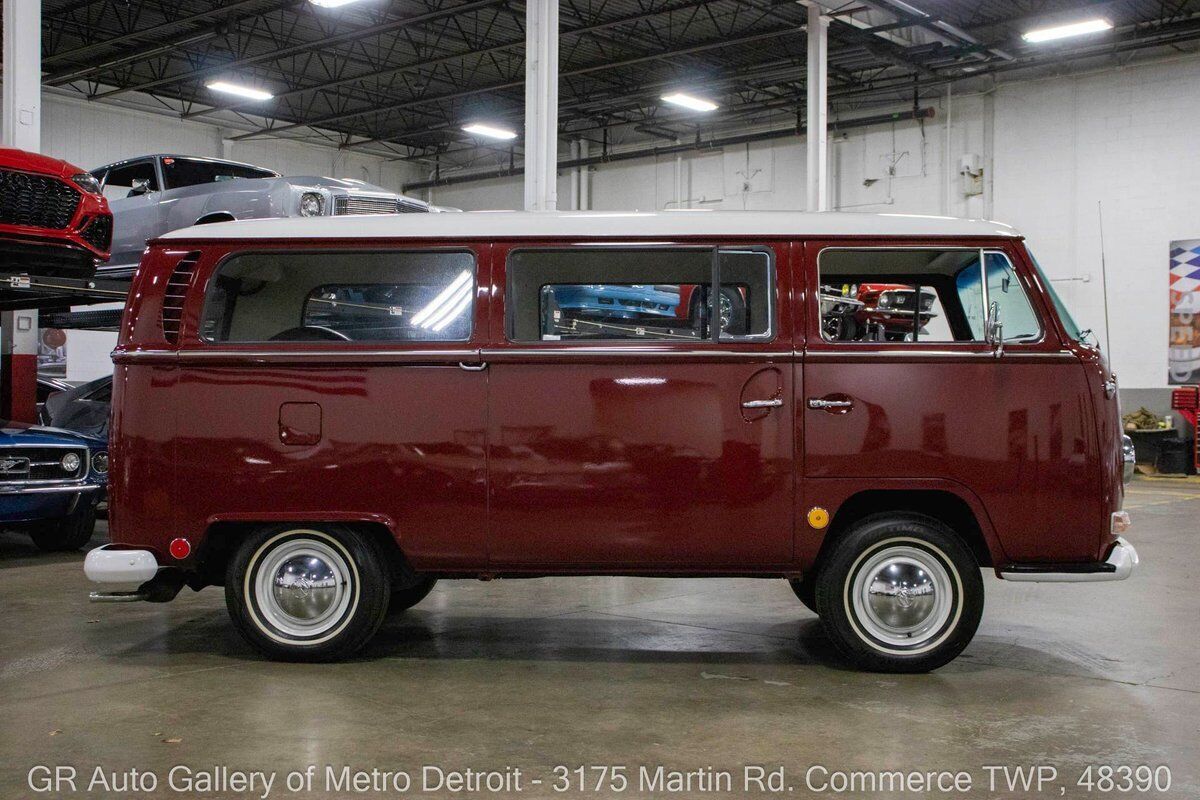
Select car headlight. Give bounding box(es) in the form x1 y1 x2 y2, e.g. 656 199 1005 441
92 452 109 474
61 452 82 473
71 173 103 195
299 192 324 217
877 294 893 308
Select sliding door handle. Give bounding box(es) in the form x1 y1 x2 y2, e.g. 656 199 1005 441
741 398 783 409
458 362 488 371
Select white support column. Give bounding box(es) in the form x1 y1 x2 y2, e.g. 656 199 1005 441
3 0 41 151
523 0 559 211
805 3 829 212
3 0 42 423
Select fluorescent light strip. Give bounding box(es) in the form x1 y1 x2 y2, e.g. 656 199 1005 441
661 93 718 112
430 290 474 332
462 123 518 140
411 271 472 327
1022 18 1112 43
422 285 472 331
206 81 273 101
310 0 365 6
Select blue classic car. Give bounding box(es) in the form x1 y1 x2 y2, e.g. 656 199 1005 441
0 421 107 551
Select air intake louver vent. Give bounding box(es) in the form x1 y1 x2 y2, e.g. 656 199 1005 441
161 252 199 345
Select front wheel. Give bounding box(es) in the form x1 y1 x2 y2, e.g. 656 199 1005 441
29 502 97 552
225 525 390 662
814 514 983 673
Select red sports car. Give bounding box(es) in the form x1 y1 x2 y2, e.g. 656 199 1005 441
0 147 112 277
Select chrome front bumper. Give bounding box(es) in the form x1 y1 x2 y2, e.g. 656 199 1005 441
999 536 1139 583
0 482 102 495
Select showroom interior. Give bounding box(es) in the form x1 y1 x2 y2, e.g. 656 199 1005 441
2 0 1199 796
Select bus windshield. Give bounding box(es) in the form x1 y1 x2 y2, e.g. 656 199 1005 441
1027 248 1084 342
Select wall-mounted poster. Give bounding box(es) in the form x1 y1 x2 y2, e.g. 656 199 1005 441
1169 239 1200 385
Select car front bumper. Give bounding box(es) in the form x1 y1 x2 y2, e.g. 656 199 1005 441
0 483 101 523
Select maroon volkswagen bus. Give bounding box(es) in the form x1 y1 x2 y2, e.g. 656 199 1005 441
84 211 1137 672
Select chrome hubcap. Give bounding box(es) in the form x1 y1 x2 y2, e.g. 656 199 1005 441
851 545 954 648
254 537 352 639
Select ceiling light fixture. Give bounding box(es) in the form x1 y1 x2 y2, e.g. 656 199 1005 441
462 123 518 140
206 81 273 101
661 93 719 112
1021 18 1112 43
310 0 367 8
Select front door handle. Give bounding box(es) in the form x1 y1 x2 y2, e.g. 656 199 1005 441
458 362 488 371
741 398 783 409
808 397 853 410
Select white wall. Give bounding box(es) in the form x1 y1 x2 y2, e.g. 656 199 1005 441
433 54 1200 390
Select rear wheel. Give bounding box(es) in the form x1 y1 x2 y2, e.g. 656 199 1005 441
225 524 390 662
388 576 438 615
29 503 97 552
814 513 983 672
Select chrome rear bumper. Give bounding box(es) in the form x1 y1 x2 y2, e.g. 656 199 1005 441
84 545 158 601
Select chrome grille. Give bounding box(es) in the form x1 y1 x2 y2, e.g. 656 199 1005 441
0 168 81 229
333 196 401 215
162 251 200 345
0 447 88 483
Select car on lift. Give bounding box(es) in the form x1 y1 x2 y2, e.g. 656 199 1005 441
0 146 113 278
0 420 107 551
89 155 441 277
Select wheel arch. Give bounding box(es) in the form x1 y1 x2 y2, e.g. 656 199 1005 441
812 488 999 576
197 518 413 588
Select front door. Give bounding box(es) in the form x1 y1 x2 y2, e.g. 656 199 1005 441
801 239 1102 565
485 241 795 569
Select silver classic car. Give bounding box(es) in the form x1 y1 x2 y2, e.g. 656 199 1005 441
90 155 438 276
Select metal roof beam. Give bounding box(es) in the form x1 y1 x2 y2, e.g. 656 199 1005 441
43 0 276 67
186 0 748 121
88 0 507 101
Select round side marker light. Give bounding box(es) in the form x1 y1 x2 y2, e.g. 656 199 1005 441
169 538 192 560
807 507 830 529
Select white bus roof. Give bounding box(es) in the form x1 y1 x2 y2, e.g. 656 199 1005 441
160 210 1021 242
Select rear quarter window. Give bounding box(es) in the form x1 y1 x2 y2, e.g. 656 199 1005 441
199 250 476 343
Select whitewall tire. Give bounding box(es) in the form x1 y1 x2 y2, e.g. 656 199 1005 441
225 525 390 661
814 514 983 672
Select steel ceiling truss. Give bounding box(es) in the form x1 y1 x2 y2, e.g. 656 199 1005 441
39 0 1200 171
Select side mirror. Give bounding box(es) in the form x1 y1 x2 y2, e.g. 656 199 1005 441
129 178 153 197
986 300 1004 358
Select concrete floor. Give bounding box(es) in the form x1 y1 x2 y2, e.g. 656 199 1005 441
0 479 1197 799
